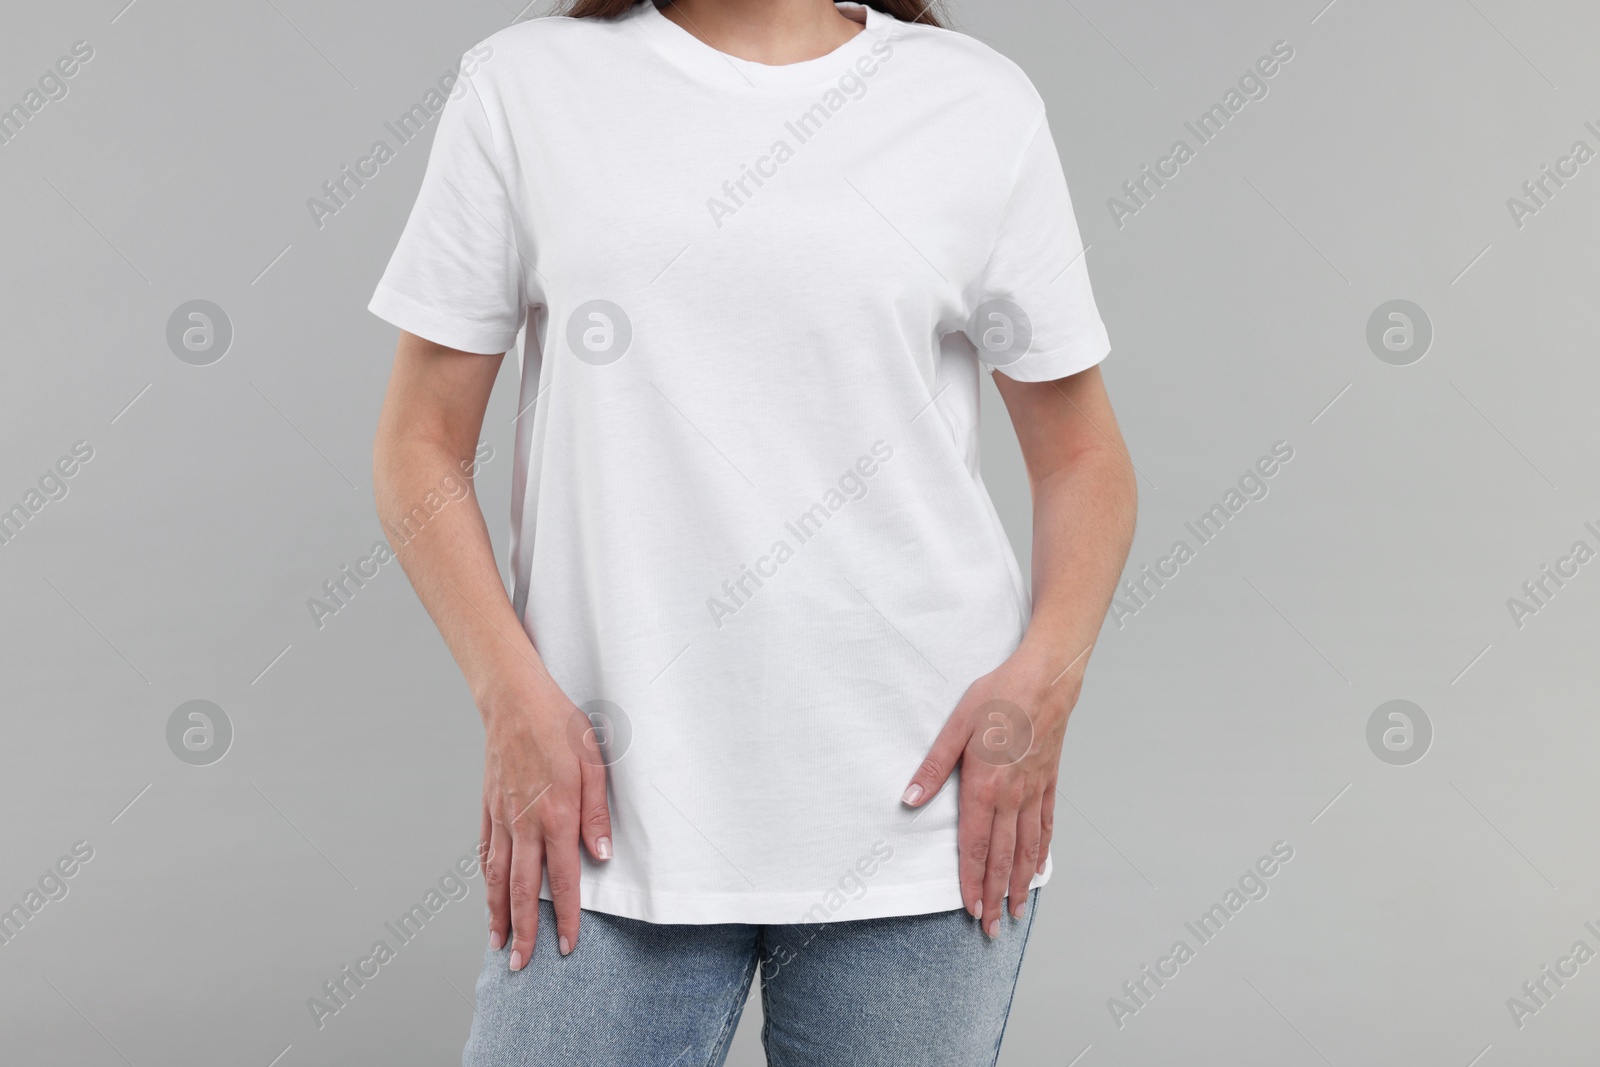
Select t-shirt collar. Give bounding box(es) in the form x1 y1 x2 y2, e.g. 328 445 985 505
634 1 891 91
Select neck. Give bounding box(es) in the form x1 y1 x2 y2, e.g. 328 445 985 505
659 0 864 65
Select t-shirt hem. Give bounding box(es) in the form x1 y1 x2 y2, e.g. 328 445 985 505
368 282 520 355
542 864 1053 926
990 327 1111 383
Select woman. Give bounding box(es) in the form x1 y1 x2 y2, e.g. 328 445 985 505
370 0 1136 1063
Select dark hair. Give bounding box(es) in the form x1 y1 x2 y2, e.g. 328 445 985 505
558 0 943 28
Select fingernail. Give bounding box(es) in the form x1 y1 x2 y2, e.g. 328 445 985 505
489 929 504 950
987 919 1000 938
1012 900 1025 919
596 836 612 860
559 936 571 956
1036 861 1046 875
508 950 523 971
973 900 982 922
901 784 923 806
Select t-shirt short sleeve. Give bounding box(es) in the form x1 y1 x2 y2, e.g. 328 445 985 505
368 70 525 355
965 115 1110 383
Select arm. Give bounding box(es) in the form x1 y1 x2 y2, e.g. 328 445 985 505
372 330 610 968
901 363 1137 935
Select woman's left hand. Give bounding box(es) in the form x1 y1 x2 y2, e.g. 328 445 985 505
900 655 1081 937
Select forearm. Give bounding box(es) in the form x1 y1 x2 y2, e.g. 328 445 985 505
903 404 1138 921
373 335 606 966
373 432 547 720
1010 443 1137 703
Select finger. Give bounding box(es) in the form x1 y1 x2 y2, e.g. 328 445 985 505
479 801 491 884
1010 795 1042 918
484 811 513 952
506 829 543 971
957 771 991 921
579 759 613 863
477 803 494 937
982 805 1017 939
544 799 583 957
1037 774 1057 876
904 704 973 807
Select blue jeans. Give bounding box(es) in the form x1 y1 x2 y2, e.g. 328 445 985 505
462 889 1041 1066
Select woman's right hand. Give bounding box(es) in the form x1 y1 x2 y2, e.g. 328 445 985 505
372 332 614 969
480 675 613 969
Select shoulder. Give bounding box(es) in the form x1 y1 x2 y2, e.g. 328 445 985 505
460 10 639 82
877 15 1046 116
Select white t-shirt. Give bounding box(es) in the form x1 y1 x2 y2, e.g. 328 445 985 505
371 1 1110 924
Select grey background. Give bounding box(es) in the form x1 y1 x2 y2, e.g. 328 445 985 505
2 0 1596 1064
